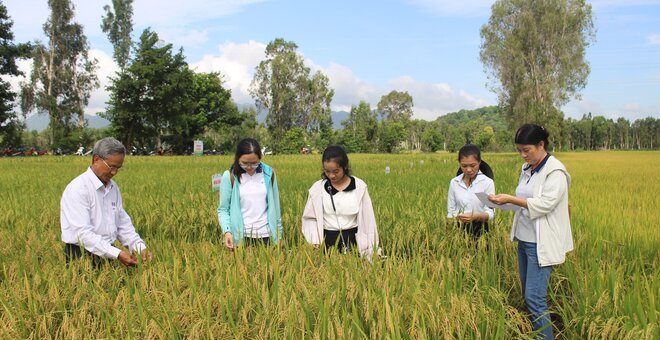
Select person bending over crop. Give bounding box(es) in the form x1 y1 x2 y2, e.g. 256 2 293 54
446 144 495 238
218 138 282 249
301 145 381 261
61 137 153 267
489 124 573 339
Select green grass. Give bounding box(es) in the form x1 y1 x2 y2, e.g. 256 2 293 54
0 151 658 338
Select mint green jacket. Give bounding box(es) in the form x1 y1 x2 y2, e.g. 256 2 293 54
217 163 282 245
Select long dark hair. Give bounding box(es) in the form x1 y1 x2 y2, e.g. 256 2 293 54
231 138 262 183
321 145 351 180
515 124 550 150
455 144 494 180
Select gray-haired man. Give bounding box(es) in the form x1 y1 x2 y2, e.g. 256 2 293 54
60 137 153 266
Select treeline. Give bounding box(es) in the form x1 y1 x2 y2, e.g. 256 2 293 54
0 0 658 154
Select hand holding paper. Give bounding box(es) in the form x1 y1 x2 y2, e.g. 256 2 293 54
475 192 521 211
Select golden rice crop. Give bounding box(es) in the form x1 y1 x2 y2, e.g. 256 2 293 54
0 151 657 338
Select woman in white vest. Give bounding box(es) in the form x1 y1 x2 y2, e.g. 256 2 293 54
301 146 381 261
489 124 572 340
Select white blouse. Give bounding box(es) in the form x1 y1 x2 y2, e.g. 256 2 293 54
514 166 539 243
239 171 269 238
322 179 359 231
447 172 495 220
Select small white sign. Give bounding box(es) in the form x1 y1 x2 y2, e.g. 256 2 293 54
212 173 222 192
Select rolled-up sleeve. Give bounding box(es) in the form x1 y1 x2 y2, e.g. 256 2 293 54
485 179 495 221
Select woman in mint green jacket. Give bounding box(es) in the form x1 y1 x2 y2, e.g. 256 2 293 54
217 138 282 249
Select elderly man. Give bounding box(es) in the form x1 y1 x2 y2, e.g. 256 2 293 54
61 137 152 266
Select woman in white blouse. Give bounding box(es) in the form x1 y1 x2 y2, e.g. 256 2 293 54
446 144 495 238
301 146 381 260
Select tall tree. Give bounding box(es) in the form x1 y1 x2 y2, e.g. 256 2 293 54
101 0 133 71
480 0 595 138
104 29 191 148
250 38 334 151
0 1 31 147
20 0 98 145
377 90 413 123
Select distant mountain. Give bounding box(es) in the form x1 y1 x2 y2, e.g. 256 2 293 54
25 109 350 131
25 114 110 131
243 104 349 129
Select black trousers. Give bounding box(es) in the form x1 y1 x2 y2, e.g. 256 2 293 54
243 237 271 246
460 221 489 238
323 227 358 252
64 243 107 267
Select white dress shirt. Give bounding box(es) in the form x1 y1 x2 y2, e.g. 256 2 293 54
61 167 146 259
239 171 269 238
447 172 495 220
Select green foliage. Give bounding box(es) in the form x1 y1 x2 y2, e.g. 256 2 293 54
339 101 378 153
19 0 99 146
250 38 334 151
480 0 595 133
378 121 406 153
377 90 413 123
278 127 306 154
0 2 31 147
101 0 134 71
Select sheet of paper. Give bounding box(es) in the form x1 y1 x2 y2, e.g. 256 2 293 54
475 192 521 211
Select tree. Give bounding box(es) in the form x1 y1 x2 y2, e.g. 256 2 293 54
480 0 595 137
377 90 413 123
378 121 406 153
104 29 192 149
250 38 334 151
340 101 378 152
0 2 31 147
421 123 444 152
168 72 240 149
101 0 133 71
20 0 98 146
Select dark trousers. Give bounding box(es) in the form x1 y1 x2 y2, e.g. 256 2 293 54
461 221 489 238
243 237 271 246
323 227 358 252
64 243 107 267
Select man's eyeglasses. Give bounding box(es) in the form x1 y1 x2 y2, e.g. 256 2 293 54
102 159 122 173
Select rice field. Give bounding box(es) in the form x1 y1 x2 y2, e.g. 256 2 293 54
0 151 658 338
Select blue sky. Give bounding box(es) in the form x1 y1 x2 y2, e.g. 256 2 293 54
5 0 660 121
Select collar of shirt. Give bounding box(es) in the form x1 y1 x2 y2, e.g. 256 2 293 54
523 153 552 175
454 171 486 188
325 176 356 195
84 166 113 191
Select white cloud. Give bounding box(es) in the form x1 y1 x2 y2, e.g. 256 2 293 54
388 76 491 120
191 40 266 103
3 0 264 50
312 63 382 112
85 49 118 116
565 97 660 120
648 34 660 45
407 0 494 17
590 0 660 8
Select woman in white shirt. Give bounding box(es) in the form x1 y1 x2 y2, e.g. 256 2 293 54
447 144 495 238
301 146 381 260
218 138 282 249
489 124 572 340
